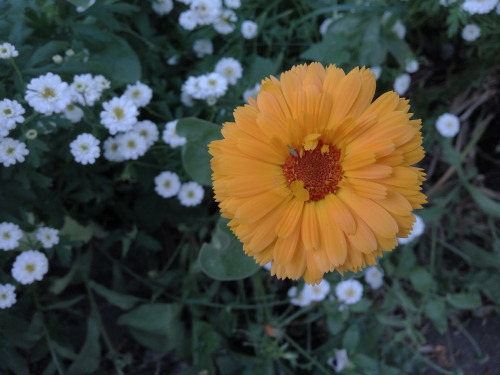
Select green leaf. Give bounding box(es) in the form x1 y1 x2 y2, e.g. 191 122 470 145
246 55 283 85
327 310 348 334
446 293 482 310
408 267 434 294
342 324 360 351
460 240 500 269
0 347 29 375
423 299 447 334
177 117 222 186
25 40 67 68
199 217 260 281
60 216 93 243
90 281 143 310
117 303 183 353
49 258 80 295
67 316 101 375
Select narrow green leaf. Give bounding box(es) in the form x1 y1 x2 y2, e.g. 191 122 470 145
423 299 447 334
67 316 101 375
342 324 360 350
90 281 143 310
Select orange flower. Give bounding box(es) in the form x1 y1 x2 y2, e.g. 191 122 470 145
209 63 426 284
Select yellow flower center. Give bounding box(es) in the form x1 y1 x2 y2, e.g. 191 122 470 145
0 293 6 300
25 263 35 273
2 232 10 239
3 108 12 115
282 139 342 202
113 107 124 119
42 87 56 99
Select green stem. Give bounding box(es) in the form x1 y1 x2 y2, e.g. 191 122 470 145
279 305 314 327
83 273 125 375
429 223 437 276
33 290 65 375
9 58 25 87
452 318 486 360
282 333 332 375
459 114 494 159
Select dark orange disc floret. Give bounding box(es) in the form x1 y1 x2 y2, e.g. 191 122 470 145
282 143 343 202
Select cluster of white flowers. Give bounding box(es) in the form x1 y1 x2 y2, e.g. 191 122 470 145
0 137 29 167
435 112 460 138
70 74 110 107
0 42 19 59
12 250 49 285
398 214 425 245
287 279 331 307
0 222 23 251
154 171 205 207
182 57 242 105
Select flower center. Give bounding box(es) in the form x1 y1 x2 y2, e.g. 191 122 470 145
0 293 6 300
113 107 124 119
3 108 12 115
2 232 10 239
25 263 35 273
42 87 56 99
282 140 342 202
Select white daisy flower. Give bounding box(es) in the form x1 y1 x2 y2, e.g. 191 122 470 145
0 284 16 309
0 222 23 251
287 286 312 307
369 66 382 80
241 20 258 39
0 99 25 137
462 24 481 42
242 83 261 102
36 227 60 249
93 75 111 92
435 113 460 138
122 81 153 108
405 59 419 74
70 133 100 165
70 74 102 106
63 103 84 123
162 120 187 148
335 279 363 305
100 97 138 135
224 0 240 8
0 138 29 167
135 120 159 147
24 72 71 115
215 57 243 85
364 267 384 290
190 0 221 25
304 279 331 302
213 9 237 34
182 76 204 99
154 171 181 198
327 349 350 373
11 250 49 285
103 136 125 162
152 0 174 15
398 214 425 245
193 39 213 58
0 42 19 59
117 131 148 160
393 73 411 96
198 72 228 98
177 182 204 206
179 10 198 30
462 0 498 14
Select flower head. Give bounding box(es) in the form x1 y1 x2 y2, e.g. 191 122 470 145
335 279 363 305
122 81 153 108
162 120 187 148
213 9 237 34
25 72 71 115
394 73 411 95
241 20 258 39
11 250 49 284
154 171 181 198
100 97 138 135
178 182 204 206
36 227 60 248
0 138 29 167
209 63 426 284
70 74 102 106
0 42 19 59
190 0 221 25
103 136 125 162
0 222 23 251
0 284 16 309
364 266 384 289
63 103 85 123
462 0 498 14
287 285 312 307
152 0 174 15
0 99 25 136
70 133 100 165
117 131 148 160
135 120 159 147
193 39 213 58
435 113 460 138
462 24 481 42
215 57 243 85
